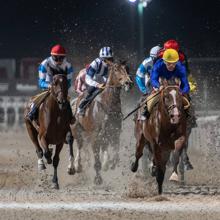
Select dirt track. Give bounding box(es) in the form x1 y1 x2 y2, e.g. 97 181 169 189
0 114 220 219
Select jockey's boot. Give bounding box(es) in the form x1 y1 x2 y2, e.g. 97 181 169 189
140 105 150 120
77 99 87 116
25 104 38 122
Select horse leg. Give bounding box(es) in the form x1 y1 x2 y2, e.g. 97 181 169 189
66 131 75 175
92 136 103 185
182 141 193 170
38 135 52 164
109 125 121 170
99 128 110 172
169 137 185 182
155 149 170 195
142 143 152 179
71 123 84 173
169 149 182 182
52 143 63 189
25 120 45 170
179 153 185 185
101 139 109 172
131 134 145 172
74 138 83 173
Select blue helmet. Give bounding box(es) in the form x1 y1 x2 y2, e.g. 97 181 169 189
99 47 113 58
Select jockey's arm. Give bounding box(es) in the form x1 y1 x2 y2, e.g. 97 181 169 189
38 64 50 90
135 75 147 94
178 64 190 94
150 63 161 91
135 58 152 94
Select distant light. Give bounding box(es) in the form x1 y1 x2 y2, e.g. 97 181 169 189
128 0 137 2
142 1 147 7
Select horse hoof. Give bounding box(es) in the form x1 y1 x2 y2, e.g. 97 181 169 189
94 176 103 185
184 162 194 171
151 165 157 177
47 158 52 164
67 168 75 175
131 162 138 172
38 164 46 171
169 172 179 182
52 183 59 190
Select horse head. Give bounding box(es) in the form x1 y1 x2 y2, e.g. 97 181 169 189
107 61 133 91
161 85 184 124
50 73 68 109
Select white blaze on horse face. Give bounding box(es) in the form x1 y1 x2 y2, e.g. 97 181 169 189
169 89 180 124
169 90 179 116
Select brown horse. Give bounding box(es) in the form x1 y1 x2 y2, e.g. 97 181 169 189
70 62 132 184
24 73 73 189
131 85 188 194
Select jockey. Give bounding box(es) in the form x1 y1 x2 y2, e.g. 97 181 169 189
77 46 114 116
159 40 197 127
158 39 197 91
151 48 190 94
25 44 74 121
151 49 194 170
135 45 161 120
136 45 162 95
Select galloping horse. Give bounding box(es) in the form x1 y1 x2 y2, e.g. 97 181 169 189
70 62 132 184
131 84 188 194
24 71 73 189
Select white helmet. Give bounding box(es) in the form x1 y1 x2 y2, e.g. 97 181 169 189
99 47 113 58
150 45 161 58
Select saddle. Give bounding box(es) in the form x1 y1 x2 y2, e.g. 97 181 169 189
136 90 190 120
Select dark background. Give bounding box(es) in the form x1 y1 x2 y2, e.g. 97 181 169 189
1 0 220 60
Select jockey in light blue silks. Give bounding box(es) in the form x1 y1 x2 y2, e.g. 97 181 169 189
25 44 74 121
77 46 114 116
135 45 162 120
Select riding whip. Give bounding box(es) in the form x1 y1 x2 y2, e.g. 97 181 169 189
123 91 160 121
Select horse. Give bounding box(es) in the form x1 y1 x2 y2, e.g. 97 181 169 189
70 62 132 185
24 72 74 189
131 84 188 194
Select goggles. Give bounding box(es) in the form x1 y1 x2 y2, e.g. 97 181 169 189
52 55 65 62
164 61 178 68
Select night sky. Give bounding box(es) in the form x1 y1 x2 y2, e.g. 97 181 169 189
1 0 220 60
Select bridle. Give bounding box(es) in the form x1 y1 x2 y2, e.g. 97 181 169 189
51 74 68 105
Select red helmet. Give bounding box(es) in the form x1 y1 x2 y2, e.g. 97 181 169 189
50 44 66 56
164 39 180 52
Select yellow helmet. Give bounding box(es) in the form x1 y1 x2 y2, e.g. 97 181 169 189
163 48 179 63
